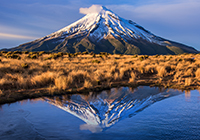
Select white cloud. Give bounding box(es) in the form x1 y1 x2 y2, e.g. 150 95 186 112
106 0 200 49
79 5 103 14
0 33 37 39
107 0 200 26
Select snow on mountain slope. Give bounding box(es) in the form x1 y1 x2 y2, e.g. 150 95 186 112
45 6 159 44
6 5 198 54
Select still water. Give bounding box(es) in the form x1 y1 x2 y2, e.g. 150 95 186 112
0 86 200 140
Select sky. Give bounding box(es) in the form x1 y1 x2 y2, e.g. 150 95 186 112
0 0 200 51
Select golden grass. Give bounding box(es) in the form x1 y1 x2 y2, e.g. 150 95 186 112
185 78 192 86
129 72 136 83
0 52 200 104
196 68 200 78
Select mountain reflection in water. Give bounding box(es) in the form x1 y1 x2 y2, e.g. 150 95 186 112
45 86 182 133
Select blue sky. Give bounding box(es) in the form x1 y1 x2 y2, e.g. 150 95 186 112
0 0 200 50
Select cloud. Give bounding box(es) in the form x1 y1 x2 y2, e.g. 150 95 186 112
106 0 200 49
79 5 103 14
107 0 200 26
0 33 37 39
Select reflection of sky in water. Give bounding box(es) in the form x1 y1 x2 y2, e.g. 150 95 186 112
1 87 200 139
45 86 182 133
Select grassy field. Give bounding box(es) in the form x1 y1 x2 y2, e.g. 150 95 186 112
0 51 200 104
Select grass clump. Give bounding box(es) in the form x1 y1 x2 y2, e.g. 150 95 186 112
132 55 138 58
195 68 200 78
7 53 21 59
0 52 200 105
21 63 29 68
29 54 37 59
92 60 100 63
82 51 89 55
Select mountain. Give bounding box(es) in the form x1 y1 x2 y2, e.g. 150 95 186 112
45 87 181 132
5 6 198 54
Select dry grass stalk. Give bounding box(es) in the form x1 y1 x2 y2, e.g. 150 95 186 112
185 78 192 86
129 72 136 83
55 76 68 90
157 66 166 77
84 80 93 88
0 52 200 103
196 68 200 78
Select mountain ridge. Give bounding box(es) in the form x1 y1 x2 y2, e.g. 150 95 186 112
4 5 198 54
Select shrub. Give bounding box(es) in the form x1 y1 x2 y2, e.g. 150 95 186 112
21 63 29 68
29 54 37 59
184 58 195 63
89 52 94 55
139 55 148 61
100 52 108 57
195 68 200 78
74 52 81 56
139 56 144 61
13 51 22 54
22 51 29 54
92 54 96 57
39 51 45 56
29 52 37 55
92 60 100 63
132 55 138 58
144 55 149 59
46 53 62 60
82 51 89 55
68 53 72 57
1 51 7 54
154 54 159 58
7 54 21 59
6 51 12 56
57 52 64 57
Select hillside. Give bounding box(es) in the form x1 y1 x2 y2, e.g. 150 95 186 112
4 6 198 55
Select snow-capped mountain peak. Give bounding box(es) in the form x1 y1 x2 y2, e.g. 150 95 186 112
47 5 156 43
8 5 198 54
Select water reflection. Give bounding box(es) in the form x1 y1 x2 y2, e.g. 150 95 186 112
45 86 182 133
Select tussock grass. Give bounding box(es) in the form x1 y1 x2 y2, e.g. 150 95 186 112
0 51 200 104
196 68 200 78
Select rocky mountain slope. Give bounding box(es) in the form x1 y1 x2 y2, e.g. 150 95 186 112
6 6 198 54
